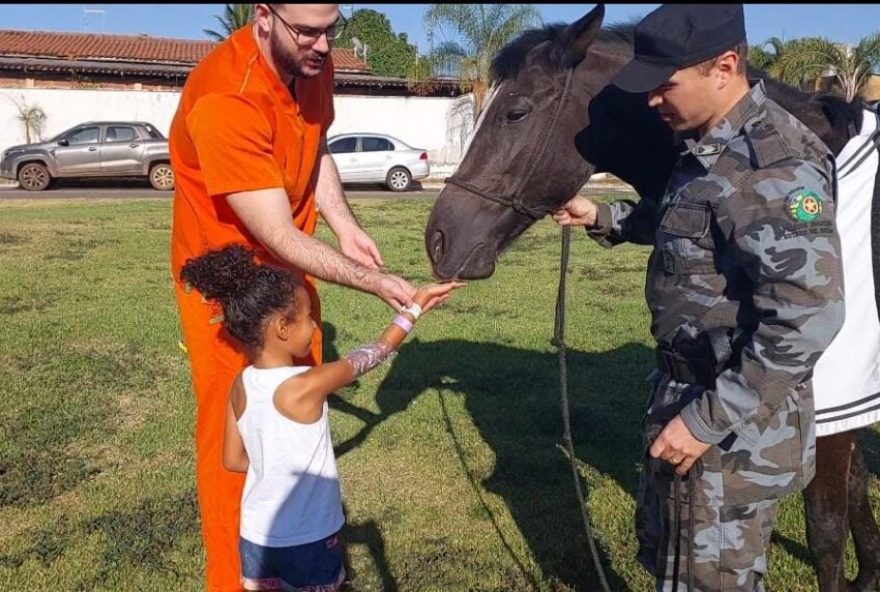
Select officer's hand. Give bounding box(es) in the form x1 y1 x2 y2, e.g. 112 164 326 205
649 415 711 476
551 195 598 228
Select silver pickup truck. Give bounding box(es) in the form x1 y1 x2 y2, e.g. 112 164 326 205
0 121 174 191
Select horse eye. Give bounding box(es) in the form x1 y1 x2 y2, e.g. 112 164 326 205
506 110 529 124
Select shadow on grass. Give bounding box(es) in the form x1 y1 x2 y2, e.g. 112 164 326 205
329 325 653 591
341 512 400 592
0 491 200 588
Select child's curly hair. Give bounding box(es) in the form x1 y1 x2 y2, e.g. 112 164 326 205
180 244 301 352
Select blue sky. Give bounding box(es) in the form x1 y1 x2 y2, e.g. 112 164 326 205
1 4 879 51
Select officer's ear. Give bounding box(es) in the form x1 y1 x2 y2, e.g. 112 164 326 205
713 50 740 89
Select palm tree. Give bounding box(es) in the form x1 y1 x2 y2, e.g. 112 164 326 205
203 4 253 42
17 104 46 144
748 36 786 71
768 32 880 101
2 94 47 144
424 4 542 114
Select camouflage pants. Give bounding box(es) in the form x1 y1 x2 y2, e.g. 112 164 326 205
636 460 779 591
636 374 784 591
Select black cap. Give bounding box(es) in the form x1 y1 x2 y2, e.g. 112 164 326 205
612 4 746 93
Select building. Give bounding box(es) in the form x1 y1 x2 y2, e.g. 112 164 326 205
0 29 474 170
0 28 462 96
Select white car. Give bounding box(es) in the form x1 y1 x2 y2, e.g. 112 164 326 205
328 133 429 192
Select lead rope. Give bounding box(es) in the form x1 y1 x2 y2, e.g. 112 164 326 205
688 474 696 592
552 225 611 592
671 473 686 590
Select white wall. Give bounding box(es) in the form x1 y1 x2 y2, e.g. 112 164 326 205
0 88 181 147
0 87 473 174
328 93 475 171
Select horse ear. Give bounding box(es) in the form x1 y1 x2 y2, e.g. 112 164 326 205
561 3 606 67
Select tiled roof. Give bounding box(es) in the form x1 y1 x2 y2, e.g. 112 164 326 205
335 72 463 91
0 29 369 72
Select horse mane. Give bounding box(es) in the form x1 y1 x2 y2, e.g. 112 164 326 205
491 22 635 82
491 20 863 153
751 69 864 152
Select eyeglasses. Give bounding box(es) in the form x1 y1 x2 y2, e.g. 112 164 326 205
266 5 347 46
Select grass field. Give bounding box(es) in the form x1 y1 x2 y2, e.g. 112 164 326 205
1 196 878 591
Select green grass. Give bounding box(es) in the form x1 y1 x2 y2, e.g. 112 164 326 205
0 197 877 591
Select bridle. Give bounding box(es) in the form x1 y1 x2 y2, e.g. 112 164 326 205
444 67 580 220
444 63 612 592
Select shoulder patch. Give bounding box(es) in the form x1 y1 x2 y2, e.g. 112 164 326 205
781 186 834 238
786 188 823 222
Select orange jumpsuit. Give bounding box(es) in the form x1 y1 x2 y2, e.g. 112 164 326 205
169 25 335 591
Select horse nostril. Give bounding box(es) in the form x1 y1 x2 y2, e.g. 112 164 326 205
431 230 445 263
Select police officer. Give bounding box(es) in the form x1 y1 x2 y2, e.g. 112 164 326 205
553 4 845 590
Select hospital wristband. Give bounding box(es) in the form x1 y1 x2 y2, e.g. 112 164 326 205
393 315 413 333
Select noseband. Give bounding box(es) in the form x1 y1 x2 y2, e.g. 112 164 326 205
444 67 577 220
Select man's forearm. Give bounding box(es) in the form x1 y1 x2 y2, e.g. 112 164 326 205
226 188 378 293
587 198 659 247
316 142 361 235
261 221 379 293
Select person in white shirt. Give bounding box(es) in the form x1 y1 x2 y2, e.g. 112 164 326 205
179 243 462 591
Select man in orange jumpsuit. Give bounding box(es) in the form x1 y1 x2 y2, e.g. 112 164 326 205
169 4 416 590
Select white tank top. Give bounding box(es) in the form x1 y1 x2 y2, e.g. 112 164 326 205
237 365 344 547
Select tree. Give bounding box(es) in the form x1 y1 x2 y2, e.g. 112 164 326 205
204 4 253 41
423 4 542 114
768 32 880 100
335 9 419 78
2 94 47 144
748 37 825 90
17 104 46 144
748 37 786 71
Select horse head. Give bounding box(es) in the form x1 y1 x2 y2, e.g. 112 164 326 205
425 4 677 280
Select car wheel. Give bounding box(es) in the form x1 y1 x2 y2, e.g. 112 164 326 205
17 163 51 191
149 163 175 191
386 166 412 192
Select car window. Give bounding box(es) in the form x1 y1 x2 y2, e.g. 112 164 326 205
361 137 394 152
66 126 100 145
144 124 165 140
329 137 357 154
105 126 136 143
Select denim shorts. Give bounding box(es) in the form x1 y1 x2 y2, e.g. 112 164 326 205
239 532 345 591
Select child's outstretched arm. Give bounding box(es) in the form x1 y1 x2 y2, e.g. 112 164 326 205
275 282 464 423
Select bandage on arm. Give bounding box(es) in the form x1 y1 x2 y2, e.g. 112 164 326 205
344 341 397 378
342 305 420 378
274 309 419 422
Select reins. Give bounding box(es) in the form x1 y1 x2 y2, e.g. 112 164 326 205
444 65 611 590
552 224 612 592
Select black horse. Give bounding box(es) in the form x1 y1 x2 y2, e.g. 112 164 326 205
424 5 880 591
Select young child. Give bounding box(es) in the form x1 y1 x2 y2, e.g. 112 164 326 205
179 243 462 592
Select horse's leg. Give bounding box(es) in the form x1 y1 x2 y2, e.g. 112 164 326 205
848 430 880 592
805 431 855 592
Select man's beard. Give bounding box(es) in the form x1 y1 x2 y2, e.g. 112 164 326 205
269 31 325 79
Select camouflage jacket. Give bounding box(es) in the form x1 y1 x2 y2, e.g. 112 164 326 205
589 80 845 501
